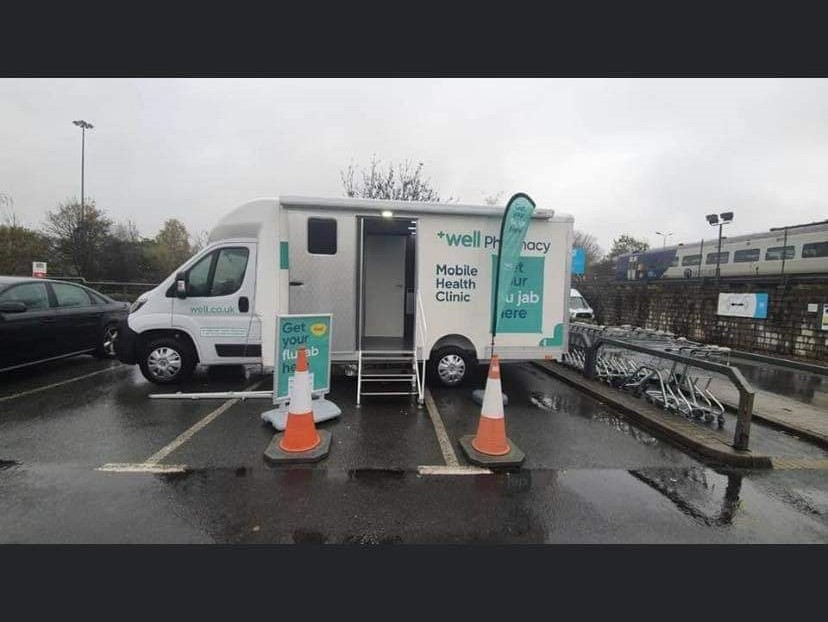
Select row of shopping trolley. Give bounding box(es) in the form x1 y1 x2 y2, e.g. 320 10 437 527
563 324 729 426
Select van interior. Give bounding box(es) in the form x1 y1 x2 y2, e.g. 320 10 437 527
358 216 417 350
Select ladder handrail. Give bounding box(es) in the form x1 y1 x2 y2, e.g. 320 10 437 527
415 291 428 404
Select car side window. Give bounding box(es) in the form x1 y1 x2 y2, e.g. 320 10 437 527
0 283 50 310
52 282 93 308
210 248 249 296
87 290 109 304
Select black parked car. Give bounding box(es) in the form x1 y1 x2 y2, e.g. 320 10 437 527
0 276 129 373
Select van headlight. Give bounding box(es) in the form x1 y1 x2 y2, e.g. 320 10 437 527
130 297 147 314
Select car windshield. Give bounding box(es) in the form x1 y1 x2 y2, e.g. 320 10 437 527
570 296 587 309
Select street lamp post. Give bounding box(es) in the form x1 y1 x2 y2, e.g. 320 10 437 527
72 120 93 276
655 231 673 248
705 211 734 287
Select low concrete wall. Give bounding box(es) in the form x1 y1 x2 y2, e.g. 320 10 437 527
573 277 828 362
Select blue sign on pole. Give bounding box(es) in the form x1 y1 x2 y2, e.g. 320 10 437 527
572 247 586 275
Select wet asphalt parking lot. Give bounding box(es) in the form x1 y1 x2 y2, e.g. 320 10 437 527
1 356 827 543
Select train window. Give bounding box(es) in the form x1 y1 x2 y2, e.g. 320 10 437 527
734 248 760 262
706 252 730 265
681 255 701 266
801 241 828 258
670 256 679 267
765 246 795 261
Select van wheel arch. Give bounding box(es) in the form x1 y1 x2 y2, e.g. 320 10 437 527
429 334 478 387
137 329 200 364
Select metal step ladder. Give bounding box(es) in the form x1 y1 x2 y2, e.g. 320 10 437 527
357 350 421 405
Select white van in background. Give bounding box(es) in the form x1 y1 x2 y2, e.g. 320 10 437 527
116 195 574 393
569 288 595 322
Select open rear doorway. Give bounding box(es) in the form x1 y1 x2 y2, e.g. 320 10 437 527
359 217 417 350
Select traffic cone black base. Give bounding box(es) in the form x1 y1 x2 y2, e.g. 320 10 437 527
264 429 332 464
459 434 525 468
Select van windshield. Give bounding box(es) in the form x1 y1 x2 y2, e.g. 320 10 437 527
570 295 587 309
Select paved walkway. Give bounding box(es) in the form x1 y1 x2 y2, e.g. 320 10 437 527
709 378 828 448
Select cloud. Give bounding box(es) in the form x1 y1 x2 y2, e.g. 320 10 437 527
1 78 826 251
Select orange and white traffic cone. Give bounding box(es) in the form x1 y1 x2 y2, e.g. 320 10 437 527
264 346 332 464
459 355 525 467
471 355 510 455
280 346 320 452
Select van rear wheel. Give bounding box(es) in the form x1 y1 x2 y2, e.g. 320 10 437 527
139 336 196 385
430 346 475 388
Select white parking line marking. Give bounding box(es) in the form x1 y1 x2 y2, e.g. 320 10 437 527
96 463 188 474
418 465 492 476
0 365 127 404
143 380 264 466
424 388 460 467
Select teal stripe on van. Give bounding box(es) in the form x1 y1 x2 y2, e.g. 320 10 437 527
280 242 289 269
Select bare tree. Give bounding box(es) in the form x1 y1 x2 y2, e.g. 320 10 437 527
190 229 209 254
341 157 451 202
112 219 141 243
608 234 650 260
573 230 604 268
483 191 504 206
151 218 193 275
44 198 112 278
0 192 17 227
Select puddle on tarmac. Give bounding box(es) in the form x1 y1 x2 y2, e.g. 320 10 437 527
592 410 659 446
529 392 562 412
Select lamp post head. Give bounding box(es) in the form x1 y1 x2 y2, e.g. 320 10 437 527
720 211 734 223
73 120 94 129
706 214 719 226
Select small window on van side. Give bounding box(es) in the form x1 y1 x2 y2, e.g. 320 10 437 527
765 246 795 261
681 255 701 266
734 248 760 263
802 241 828 258
670 256 679 267
307 218 337 255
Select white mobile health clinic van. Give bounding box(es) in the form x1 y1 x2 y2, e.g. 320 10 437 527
116 195 574 399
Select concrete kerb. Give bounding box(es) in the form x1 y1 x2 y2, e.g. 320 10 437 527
717 400 828 450
531 361 773 469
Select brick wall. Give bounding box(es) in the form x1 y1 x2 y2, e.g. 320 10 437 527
573 277 828 362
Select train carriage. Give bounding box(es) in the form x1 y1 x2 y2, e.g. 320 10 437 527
615 220 828 281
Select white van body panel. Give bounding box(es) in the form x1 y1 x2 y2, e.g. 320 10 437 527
127 195 573 372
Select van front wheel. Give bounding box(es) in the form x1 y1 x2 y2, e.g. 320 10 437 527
139 337 196 384
430 346 474 388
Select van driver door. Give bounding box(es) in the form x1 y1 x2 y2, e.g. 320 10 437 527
172 243 258 364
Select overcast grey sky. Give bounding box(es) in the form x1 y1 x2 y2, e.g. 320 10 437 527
1 78 827 252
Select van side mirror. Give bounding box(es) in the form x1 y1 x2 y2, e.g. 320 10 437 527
0 301 27 313
175 272 187 299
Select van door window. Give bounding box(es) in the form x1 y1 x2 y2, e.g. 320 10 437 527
210 248 249 296
186 252 214 297
185 247 249 297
